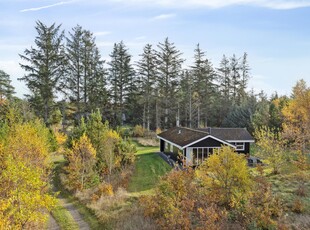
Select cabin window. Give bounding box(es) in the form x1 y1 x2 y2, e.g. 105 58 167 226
189 147 220 165
234 142 245 151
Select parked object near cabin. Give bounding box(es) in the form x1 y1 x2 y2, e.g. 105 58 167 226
157 127 254 166
247 156 263 167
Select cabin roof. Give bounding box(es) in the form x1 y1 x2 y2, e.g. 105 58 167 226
157 126 254 148
157 127 209 148
197 128 255 142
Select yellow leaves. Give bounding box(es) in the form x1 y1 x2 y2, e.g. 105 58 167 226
54 129 67 146
6 120 50 170
255 126 286 174
71 133 96 159
0 155 56 229
282 79 310 152
65 134 97 191
0 119 55 229
197 146 252 207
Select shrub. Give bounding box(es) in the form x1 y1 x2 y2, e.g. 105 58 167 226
133 125 145 137
197 146 252 208
155 127 162 134
292 198 305 213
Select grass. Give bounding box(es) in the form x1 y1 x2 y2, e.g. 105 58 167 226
50 140 171 229
128 143 172 193
94 141 170 229
51 201 79 230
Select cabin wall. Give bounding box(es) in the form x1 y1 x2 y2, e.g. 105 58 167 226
160 139 165 152
236 142 250 154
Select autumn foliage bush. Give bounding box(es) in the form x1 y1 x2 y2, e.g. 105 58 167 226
64 134 98 191
142 147 289 229
0 116 56 229
133 125 145 137
141 167 228 229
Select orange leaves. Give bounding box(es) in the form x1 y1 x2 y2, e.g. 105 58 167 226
282 79 310 153
141 167 230 229
65 134 97 191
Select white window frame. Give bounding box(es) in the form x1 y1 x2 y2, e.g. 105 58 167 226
234 142 245 151
189 147 221 165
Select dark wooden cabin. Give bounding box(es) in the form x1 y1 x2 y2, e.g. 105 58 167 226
157 127 254 165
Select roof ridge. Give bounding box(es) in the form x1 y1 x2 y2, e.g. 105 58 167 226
210 127 246 129
179 126 209 134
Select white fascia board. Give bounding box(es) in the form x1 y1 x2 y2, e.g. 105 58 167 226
157 135 183 149
181 135 236 150
227 140 255 143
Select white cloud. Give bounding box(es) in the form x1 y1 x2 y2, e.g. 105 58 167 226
20 1 74 12
151 13 176 20
108 0 310 10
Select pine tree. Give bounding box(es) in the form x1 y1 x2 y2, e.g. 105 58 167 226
178 70 193 127
66 26 107 118
239 52 250 103
191 44 216 127
108 41 135 126
217 55 231 100
0 70 15 100
136 44 158 130
156 38 184 129
19 21 66 124
66 25 84 116
216 55 231 125
230 54 241 104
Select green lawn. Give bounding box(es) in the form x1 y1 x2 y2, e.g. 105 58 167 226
128 145 172 193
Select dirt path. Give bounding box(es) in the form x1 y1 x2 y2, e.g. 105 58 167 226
59 198 90 230
47 197 90 230
47 157 91 230
47 214 60 230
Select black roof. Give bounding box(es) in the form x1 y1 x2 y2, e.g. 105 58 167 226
158 127 254 148
157 127 209 148
197 128 254 141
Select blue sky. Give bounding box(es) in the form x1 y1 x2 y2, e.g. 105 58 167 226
1 0 310 98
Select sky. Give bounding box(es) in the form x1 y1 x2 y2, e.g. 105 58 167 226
1 0 310 98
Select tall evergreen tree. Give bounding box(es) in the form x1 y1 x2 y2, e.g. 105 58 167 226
178 70 194 128
66 25 107 119
239 52 250 103
108 41 135 126
136 44 158 130
156 38 184 129
0 70 15 100
230 54 241 104
216 55 231 124
217 55 231 99
191 44 216 127
19 21 66 124
66 25 84 116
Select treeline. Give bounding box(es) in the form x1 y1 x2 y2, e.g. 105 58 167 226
18 20 276 131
